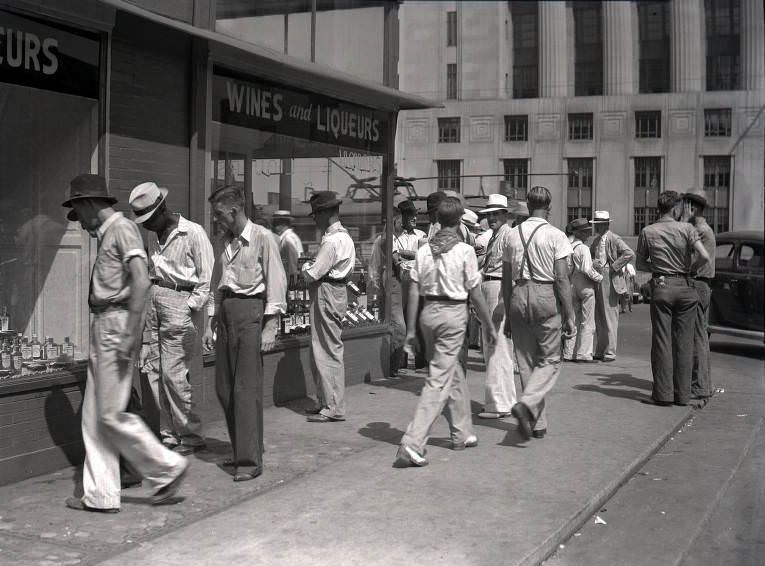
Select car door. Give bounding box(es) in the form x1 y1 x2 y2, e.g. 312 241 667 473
710 239 737 327
735 240 765 332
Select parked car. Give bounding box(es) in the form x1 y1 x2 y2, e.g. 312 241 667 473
709 231 764 341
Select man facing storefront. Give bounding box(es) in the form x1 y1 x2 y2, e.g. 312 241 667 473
271 210 304 276
63 174 188 512
395 199 426 369
203 186 286 482
302 191 355 422
130 182 214 456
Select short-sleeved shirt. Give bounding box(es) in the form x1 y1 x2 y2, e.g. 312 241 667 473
694 221 716 278
393 229 425 272
482 222 511 278
279 227 304 276
636 217 700 275
90 211 147 309
410 241 482 301
503 217 572 282
304 221 355 281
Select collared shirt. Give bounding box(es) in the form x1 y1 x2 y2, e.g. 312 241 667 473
427 222 475 246
475 228 493 250
636 217 700 275
570 238 603 283
393 228 425 272
212 219 287 316
410 241 482 301
304 221 355 281
148 215 214 311
279 227 304 276
90 211 147 308
503 217 572 282
693 220 716 278
482 222 510 278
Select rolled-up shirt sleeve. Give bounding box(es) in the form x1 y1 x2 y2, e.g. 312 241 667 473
188 226 215 311
578 246 603 282
304 239 337 282
262 231 287 316
464 248 482 290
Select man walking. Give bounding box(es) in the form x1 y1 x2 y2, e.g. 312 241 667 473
302 192 355 422
589 210 634 362
130 182 214 456
562 218 602 363
636 191 710 407
63 174 188 512
681 188 716 405
203 186 286 481
395 198 497 467
503 186 575 440
476 194 516 419
271 210 303 276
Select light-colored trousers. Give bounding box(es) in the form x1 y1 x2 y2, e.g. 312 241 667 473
142 285 204 447
480 280 516 413
594 269 620 359
82 309 185 509
401 301 473 455
310 281 348 419
691 280 712 397
510 281 563 431
562 276 596 361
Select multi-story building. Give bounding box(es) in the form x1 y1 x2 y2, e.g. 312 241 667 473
396 0 765 239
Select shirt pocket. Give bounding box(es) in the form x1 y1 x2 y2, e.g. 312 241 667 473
233 262 260 287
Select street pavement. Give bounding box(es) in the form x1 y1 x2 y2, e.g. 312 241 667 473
0 304 761 566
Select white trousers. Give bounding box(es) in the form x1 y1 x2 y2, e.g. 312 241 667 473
480 280 516 413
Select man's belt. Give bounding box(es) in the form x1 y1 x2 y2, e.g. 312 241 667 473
152 278 195 292
424 295 467 303
220 289 265 300
514 279 554 285
90 302 129 314
483 274 502 281
319 275 349 284
653 272 689 279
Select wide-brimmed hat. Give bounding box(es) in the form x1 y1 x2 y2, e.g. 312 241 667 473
426 191 447 213
509 200 529 217
129 182 169 224
478 194 509 214
397 200 420 215
682 188 708 209
307 191 342 215
568 217 591 233
461 209 479 229
272 210 293 221
589 210 611 223
63 174 118 221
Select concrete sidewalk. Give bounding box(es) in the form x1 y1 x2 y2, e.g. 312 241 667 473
0 307 698 566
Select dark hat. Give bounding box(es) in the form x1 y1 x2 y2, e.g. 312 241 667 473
682 189 707 209
567 217 590 232
63 174 117 222
397 199 420 215
307 191 342 215
426 191 447 213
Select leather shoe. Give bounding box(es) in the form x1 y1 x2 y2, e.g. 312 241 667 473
640 398 673 407
532 428 547 439
173 444 205 456
452 434 478 451
233 469 262 482
307 414 344 422
511 402 534 441
393 445 428 467
602 356 616 362
66 496 119 513
151 461 189 505
576 359 598 364
304 407 322 415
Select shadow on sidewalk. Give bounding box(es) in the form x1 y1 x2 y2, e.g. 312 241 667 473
358 422 405 446
573 372 651 401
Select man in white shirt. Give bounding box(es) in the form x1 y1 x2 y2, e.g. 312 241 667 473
302 192 355 422
395 198 497 467
502 187 575 440
395 200 426 369
271 210 303 276
562 218 602 363
130 182 214 456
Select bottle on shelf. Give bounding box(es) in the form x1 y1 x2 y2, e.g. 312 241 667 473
1 340 11 370
31 334 42 360
45 337 59 361
20 336 32 361
12 337 23 372
62 336 75 360
0 306 9 332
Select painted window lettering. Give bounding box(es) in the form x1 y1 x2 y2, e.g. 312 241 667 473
225 81 284 121
0 28 59 75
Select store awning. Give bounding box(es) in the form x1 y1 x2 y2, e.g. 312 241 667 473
97 0 440 112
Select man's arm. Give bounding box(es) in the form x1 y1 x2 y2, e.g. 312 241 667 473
553 257 575 338
611 235 636 272
404 281 420 350
303 239 337 283
690 239 710 273
120 257 151 360
635 232 651 272
502 260 513 336
189 227 215 311
262 231 287 352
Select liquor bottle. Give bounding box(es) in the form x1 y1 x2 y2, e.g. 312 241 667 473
31 334 42 360
62 337 75 360
45 337 59 361
1 340 11 370
347 279 361 296
369 294 380 322
0 306 8 331
21 336 32 360
12 337 23 372
288 274 297 312
345 306 360 327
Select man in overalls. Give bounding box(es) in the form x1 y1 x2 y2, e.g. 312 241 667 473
562 218 602 362
502 187 575 440
302 192 355 422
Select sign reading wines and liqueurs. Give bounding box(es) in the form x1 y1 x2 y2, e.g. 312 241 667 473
0 10 100 98
212 67 389 154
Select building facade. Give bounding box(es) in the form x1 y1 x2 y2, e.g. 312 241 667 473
396 0 765 239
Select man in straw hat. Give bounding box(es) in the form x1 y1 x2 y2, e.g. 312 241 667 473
62 174 189 512
129 181 214 456
589 210 635 362
502 186 575 440
681 188 716 405
395 197 497 467
271 210 304 276
476 194 516 419
203 185 286 481
636 191 710 407
302 191 356 422
562 218 602 362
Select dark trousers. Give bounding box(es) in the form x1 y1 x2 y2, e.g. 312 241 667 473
691 280 712 397
649 278 698 404
215 296 264 474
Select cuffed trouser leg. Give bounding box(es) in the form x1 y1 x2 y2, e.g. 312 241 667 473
480 280 515 413
310 282 347 419
691 280 712 397
576 286 596 360
594 271 620 358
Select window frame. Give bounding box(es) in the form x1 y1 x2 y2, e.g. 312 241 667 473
446 11 457 47
633 156 662 235
504 115 528 142
704 108 732 137
567 158 594 224
502 159 528 201
436 159 461 191
446 63 458 100
635 110 662 138
702 155 731 233
437 117 461 143
568 113 594 141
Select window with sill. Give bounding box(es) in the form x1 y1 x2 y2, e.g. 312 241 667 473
633 157 661 235
567 158 593 224
704 109 732 137
568 113 594 141
438 117 461 143
504 115 528 142
635 111 661 138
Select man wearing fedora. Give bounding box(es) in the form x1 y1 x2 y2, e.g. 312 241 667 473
62 174 189 512
476 194 516 419
129 182 214 456
681 189 716 404
203 185 286 481
302 191 355 422
271 210 304 277
562 218 603 362
589 210 635 362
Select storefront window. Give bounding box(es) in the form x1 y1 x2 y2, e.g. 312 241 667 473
0 10 100 381
210 68 389 339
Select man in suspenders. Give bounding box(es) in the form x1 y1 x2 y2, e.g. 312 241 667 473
562 218 603 362
302 192 355 422
502 187 575 440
